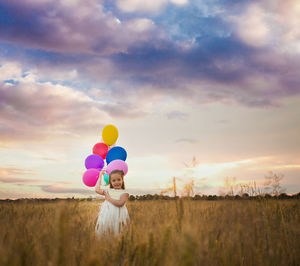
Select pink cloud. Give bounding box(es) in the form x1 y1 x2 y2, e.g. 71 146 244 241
41 183 94 194
0 62 156 146
116 0 188 14
0 189 46 199
0 177 42 183
0 0 160 55
0 167 39 183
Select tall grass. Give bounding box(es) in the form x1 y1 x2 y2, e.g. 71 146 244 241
0 199 299 265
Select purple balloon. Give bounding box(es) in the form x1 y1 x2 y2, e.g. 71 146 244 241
106 159 128 175
82 168 100 187
85 154 104 170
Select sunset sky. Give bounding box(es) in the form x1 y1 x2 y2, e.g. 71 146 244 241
0 0 300 199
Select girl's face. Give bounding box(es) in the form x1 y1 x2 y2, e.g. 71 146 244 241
110 173 123 189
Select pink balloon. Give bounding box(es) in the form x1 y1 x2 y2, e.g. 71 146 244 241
82 168 100 187
106 159 128 175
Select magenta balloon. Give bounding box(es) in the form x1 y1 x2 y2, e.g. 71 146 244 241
82 168 100 187
106 159 128 175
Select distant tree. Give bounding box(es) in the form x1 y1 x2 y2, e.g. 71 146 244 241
153 194 160 200
264 171 286 196
207 195 218 201
225 194 234 200
278 193 289 199
242 193 249 199
234 195 241 200
264 193 272 199
219 177 266 197
193 194 201 200
145 194 153 200
87 196 93 201
238 180 263 196
128 195 136 201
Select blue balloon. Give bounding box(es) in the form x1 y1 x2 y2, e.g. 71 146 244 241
106 146 127 164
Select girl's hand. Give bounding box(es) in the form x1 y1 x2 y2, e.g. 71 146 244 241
104 191 110 201
100 169 106 176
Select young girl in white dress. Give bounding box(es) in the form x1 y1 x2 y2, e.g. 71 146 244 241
94 169 130 239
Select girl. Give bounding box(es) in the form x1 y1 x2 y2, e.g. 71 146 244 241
94 169 130 239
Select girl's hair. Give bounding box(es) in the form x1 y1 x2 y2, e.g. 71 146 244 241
109 170 125 189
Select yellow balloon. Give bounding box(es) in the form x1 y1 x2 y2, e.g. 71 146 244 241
102 125 119 146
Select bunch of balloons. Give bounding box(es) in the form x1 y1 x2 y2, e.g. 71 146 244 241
82 124 128 187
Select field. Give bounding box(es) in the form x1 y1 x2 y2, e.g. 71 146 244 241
0 199 299 266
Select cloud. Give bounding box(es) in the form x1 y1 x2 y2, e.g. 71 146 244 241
125 187 164 195
40 157 68 162
231 4 271 47
1 0 300 114
0 167 39 183
116 0 188 14
0 177 42 183
124 18 155 32
40 183 94 194
179 157 275 181
170 0 188 5
0 0 160 55
175 138 199 144
110 34 300 107
0 62 150 145
0 61 22 80
0 189 45 199
228 1 300 53
273 164 300 169
166 111 189 120
0 77 105 143
216 119 229 124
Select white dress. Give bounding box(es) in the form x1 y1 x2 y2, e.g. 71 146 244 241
95 187 130 239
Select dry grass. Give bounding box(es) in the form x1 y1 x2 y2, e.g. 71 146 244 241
0 199 299 266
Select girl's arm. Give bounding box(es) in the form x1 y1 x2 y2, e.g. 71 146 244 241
105 192 129 207
95 170 105 195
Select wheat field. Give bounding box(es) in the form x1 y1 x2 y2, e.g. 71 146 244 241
0 199 299 266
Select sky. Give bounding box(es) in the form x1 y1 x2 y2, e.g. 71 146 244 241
0 0 300 199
